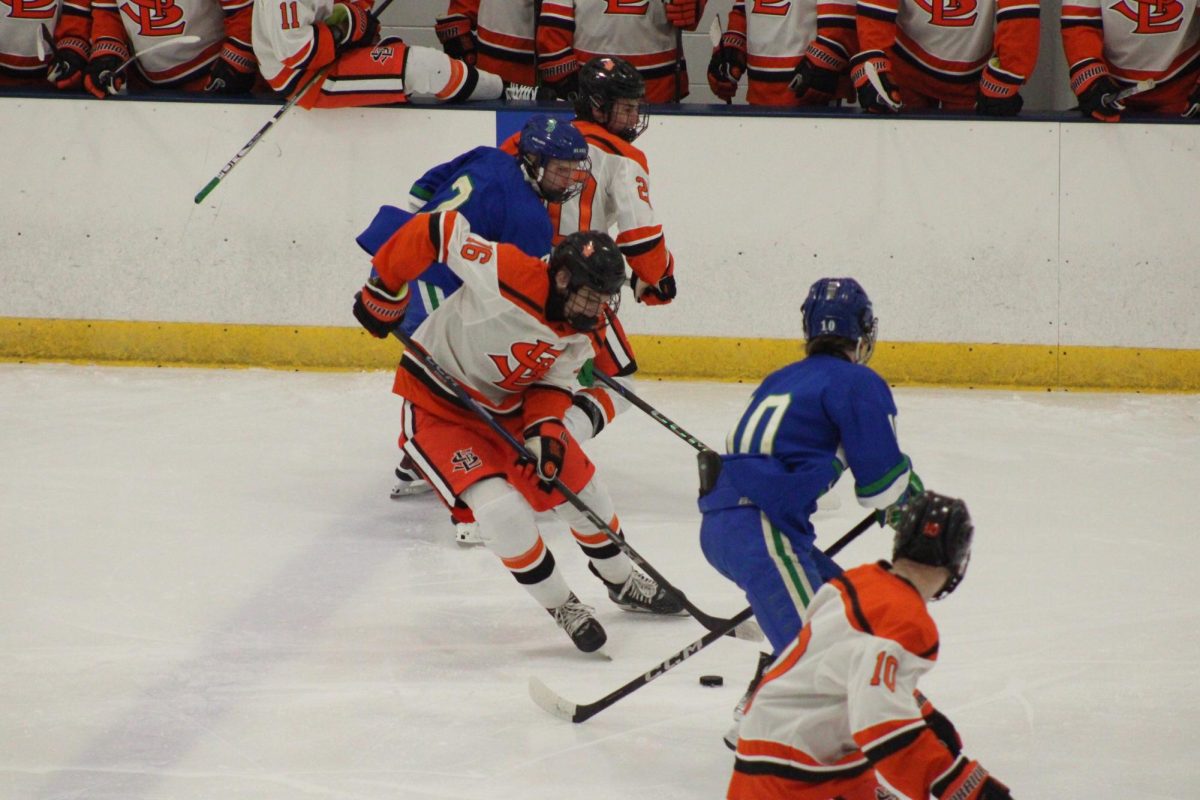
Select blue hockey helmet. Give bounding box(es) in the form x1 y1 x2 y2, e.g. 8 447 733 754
801 277 878 364
517 114 591 202
892 491 974 600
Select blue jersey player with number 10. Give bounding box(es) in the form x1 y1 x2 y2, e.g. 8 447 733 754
698 277 927 747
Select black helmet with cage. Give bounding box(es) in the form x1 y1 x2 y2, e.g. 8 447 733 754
573 56 649 142
547 231 626 332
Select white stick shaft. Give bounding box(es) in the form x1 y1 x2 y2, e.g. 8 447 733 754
863 61 901 110
115 35 202 76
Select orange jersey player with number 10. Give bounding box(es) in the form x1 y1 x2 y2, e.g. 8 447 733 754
351 211 686 653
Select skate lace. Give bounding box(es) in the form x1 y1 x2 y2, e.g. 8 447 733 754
553 599 597 636
619 569 660 604
505 83 538 101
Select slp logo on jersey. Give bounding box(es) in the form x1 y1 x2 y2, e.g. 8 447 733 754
451 448 482 473
120 0 186 36
912 0 977 26
370 44 395 63
1110 0 1184 33
2 0 56 20
606 0 649 15
490 340 564 391
751 0 791 16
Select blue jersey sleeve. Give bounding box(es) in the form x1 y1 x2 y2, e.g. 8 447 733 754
823 367 911 508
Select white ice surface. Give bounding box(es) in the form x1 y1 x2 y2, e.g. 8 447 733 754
1 363 1198 800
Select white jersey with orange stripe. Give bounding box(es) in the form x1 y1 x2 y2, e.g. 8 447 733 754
91 0 226 83
1062 0 1200 79
551 120 674 288
252 0 338 91
733 562 956 798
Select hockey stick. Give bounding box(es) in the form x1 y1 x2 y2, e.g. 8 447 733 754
391 328 763 642
193 0 397 204
114 35 201 77
863 60 901 111
1102 78 1156 110
529 510 877 722
592 368 713 454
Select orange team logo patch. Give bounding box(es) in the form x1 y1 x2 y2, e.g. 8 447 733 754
3 0 57 19
921 520 942 537
120 0 186 36
451 448 482 472
1110 0 1184 33
580 240 595 258
912 0 977 26
490 340 565 392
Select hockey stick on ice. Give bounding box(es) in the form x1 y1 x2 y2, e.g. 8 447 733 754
529 511 877 722
193 0 397 204
593 368 714 454
391 329 763 642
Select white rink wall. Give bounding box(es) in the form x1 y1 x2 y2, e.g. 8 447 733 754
2 96 1198 350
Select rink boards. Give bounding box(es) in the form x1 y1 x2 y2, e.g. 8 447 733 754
1 98 1197 390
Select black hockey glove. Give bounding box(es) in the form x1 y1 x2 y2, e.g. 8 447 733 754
204 42 258 94
632 272 677 305
933 760 1012 800
1078 75 1123 122
707 31 746 102
523 420 570 485
47 45 87 89
851 56 902 113
1182 81 1200 118
352 279 410 338
84 38 129 99
328 3 378 54
435 13 476 65
789 57 839 105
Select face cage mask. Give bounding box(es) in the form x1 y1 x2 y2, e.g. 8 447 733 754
564 286 621 332
931 550 970 601
532 156 592 203
854 316 879 364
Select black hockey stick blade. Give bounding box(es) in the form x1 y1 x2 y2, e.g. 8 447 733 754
529 606 755 723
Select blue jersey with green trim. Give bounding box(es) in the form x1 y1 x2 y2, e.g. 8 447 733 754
707 354 911 535
357 146 553 335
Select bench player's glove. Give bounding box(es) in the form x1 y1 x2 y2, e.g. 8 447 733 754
523 420 570 485
789 57 839 105
46 38 88 89
435 14 476 65
327 3 378 54
203 41 258 94
353 277 410 338
851 54 901 113
665 0 701 29
1077 74 1123 122
975 59 1024 117
707 31 746 101
1182 80 1200 118
84 38 129 98
933 759 1012 799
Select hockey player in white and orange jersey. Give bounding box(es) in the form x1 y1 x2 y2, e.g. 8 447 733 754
729 492 1014 800
83 0 261 97
498 58 677 450
1061 0 1200 121
434 0 536 86
536 0 706 102
251 0 518 108
707 0 857 106
351 210 685 651
851 0 1039 115
0 0 91 89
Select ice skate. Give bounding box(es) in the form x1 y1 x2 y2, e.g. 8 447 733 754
390 455 432 499
588 563 685 615
548 593 607 652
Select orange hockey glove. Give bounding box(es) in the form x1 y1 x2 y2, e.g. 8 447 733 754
976 59 1024 117
353 278 410 338
435 13 476 66
327 3 378 54
665 0 701 29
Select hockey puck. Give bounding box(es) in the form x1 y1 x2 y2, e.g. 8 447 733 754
699 675 724 687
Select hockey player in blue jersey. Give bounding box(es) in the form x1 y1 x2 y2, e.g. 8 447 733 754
697 276 926 747
355 115 591 509
357 114 591 339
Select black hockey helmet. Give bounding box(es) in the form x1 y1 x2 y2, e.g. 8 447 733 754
549 231 626 331
574 56 649 142
892 491 974 600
